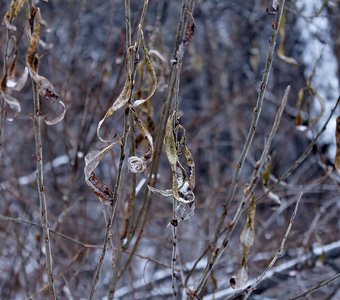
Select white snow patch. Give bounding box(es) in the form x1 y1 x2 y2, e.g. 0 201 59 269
296 0 340 159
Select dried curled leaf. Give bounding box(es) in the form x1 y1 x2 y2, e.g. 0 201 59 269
44 100 66 125
127 108 153 173
164 113 196 204
3 0 26 31
277 13 298 65
28 68 57 101
25 8 65 126
84 143 115 204
128 156 145 173
132 26 157 108
26 8 41 68
97 46 134 142
177 124 195 190
28 68 66 125
164 112 177 166
6 66 28 91
0 92 21 121
335 116 340 171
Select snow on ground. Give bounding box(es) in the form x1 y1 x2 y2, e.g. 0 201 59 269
296 0 340 158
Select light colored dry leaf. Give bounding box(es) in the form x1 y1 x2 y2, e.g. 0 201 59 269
1 92 21 121
28 68 66 125
277 13 298 66
26 8 41 68
28 68 59 102
6 66 28 91
164 112 177 166
149 49 168 65
97 46 134 142
127 108 154 173
84 143 115 204
147 184 173 197
132 26 157 108
44 100 66 125
240 227 255 249
3 0 26 31
240 196 256 248
178 125 195 190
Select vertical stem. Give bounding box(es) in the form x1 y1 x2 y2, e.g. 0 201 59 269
0 29 10 165
28 1 56 297
171 198 178 299
89 110 129 300
32 79 57 299
119 0 196 281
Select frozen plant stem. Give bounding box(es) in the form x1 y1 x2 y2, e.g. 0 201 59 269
32 79 57 299
195 1 286 295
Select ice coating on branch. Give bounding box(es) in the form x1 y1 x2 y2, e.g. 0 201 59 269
176 202 195 221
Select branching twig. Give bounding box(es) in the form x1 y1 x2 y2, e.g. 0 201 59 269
212 0 287 246
258 96 340 202
243 192 303 299
290 272 340 300
88 109 129 300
